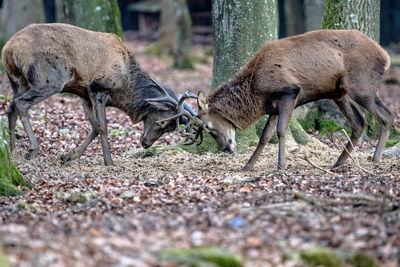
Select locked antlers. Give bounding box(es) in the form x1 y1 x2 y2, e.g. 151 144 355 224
145 78 204 145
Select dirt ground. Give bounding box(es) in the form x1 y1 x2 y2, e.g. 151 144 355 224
0 36 399 266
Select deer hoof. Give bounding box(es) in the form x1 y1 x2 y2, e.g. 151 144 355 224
242 164 253 172
25 150 38 160
60 152 72 163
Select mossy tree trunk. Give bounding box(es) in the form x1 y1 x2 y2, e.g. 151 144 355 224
313 0 381 136
322 0 380 42
211 0 310 150
0 0 45 46
0 121 32 196
55 0 122 37
211 0 277 90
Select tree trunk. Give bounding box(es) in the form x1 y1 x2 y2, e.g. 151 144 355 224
158 0 176 55
283 0 305 37
322 0 380 42
0 0 45 44
55 0 122 37
0 121 32 196
156 0 193 69
304 0 325 32
212 0 277 89
313 0 381 137
172 0 193 69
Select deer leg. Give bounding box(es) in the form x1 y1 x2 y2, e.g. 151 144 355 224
62 99 99 162
333 96 366 167
8 102 18 152
91 93 113 166
13 87 60 159
7 75 28 152
361 95 393 162
243 115 278 171
276 87 299 170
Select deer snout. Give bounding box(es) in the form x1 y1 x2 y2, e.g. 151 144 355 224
221 138 236 154
140 135 153 149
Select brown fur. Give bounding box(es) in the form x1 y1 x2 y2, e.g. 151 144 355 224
208 68 266 130
2 23 183 165
209 29 390 129
202 29 393 169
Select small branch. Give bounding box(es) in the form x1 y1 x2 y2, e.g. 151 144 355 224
293 191 340 213
301 152 338 176
334 135 374 175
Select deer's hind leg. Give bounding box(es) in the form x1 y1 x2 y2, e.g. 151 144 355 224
369 96 394 162
13 84 63 159
276 86 300 170
352 94 393 162
344 78 394 163
333 95 366 167
7 75 29 152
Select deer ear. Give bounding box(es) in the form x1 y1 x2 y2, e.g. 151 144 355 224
197 91 208 113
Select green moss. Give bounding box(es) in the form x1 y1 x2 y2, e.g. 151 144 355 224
386 139 398 148
16 202 38 210
0 246 10 267
0 120 32 196
300 248 341 267
347 253 378 267
300 109 318 132
0 95 12 101
298 248 379 267
179 131 221 155
236 125 259 150
176 55 195 69
145 42 163 56
158 247 244 267
204 48 214 57
299 109 350 137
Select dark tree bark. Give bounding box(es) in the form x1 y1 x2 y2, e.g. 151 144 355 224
56 0 122 37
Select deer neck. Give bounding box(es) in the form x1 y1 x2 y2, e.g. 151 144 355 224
208 70 265 130
113 61 155 123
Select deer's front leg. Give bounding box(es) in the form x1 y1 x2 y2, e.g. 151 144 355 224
61 99 100 163
276 87 299 170
243 115 278 171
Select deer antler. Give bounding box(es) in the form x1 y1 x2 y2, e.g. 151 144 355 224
144 78 204 144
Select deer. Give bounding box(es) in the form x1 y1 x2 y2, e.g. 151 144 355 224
2 23 196 166
167 29 394 170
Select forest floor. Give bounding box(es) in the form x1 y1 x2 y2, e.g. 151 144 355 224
0 35 400 267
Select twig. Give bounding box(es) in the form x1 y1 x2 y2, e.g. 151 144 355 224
240 201 307 212
340 129 358 158
293 191 340 213
334 135 374 175
301 151 338 176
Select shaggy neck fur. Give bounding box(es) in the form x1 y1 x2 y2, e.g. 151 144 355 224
208 67 265 130
116 57 173 123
